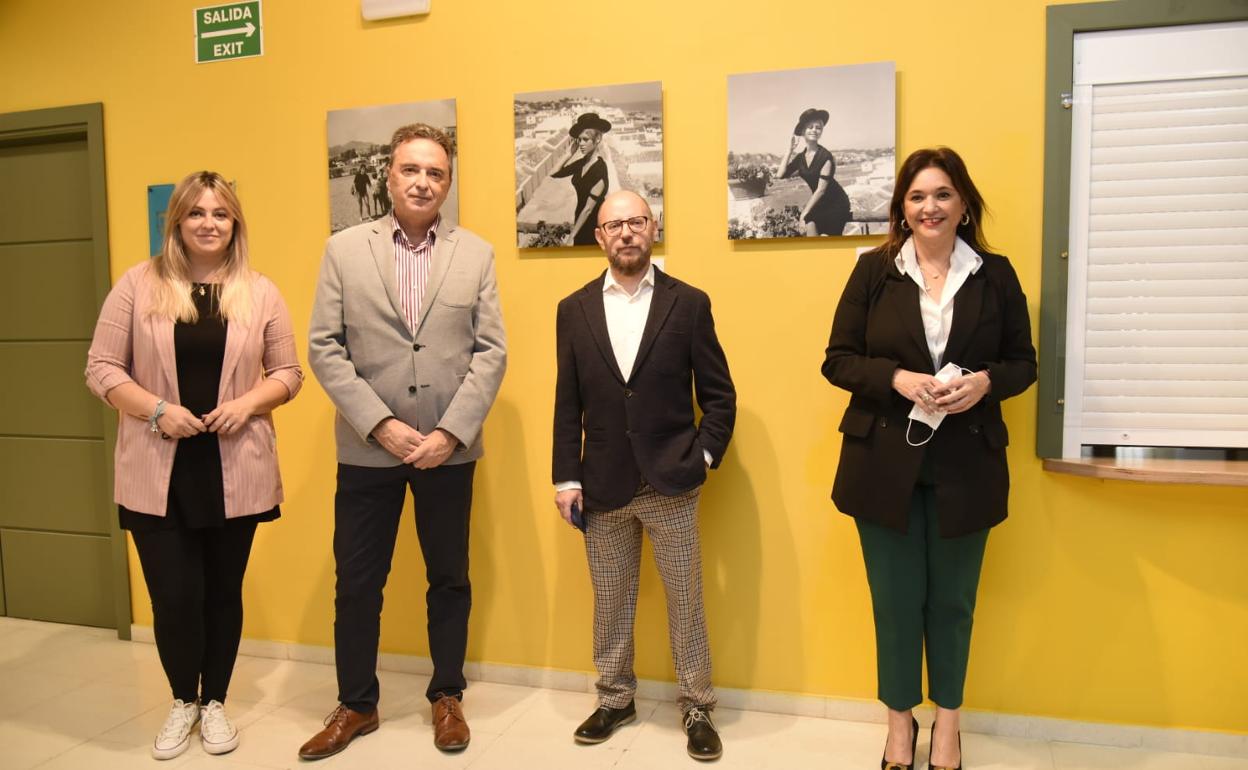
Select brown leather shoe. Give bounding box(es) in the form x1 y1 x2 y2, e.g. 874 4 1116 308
431 694 470 751
297 704 379 760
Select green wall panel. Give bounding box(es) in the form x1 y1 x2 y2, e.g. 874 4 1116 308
0 437 110 534
1 528 113 627
0 137 92 244
0 241 98 340
0 341 101 437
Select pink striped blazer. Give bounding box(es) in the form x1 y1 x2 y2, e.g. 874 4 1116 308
85 262 303 519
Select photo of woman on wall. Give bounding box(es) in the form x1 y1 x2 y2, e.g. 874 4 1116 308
551 112 612 246
777 107 853 236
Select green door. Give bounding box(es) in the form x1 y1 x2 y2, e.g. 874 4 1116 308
0 105 124 631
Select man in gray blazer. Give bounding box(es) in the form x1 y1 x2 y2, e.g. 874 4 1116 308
300 124 506 760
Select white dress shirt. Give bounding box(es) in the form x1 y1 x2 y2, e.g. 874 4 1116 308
556 264 710 493
603 263 656 379
894 236 983 370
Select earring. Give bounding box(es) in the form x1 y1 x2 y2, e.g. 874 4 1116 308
960 212 971 226
901 219 911 232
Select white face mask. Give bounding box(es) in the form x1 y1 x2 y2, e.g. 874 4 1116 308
906 362 971 447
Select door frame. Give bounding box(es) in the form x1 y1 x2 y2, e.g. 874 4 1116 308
0 102 129 638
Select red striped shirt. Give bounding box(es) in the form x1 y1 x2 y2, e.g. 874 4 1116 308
393 215 438 334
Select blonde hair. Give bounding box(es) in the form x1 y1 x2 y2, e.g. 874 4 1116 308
150 171 253 325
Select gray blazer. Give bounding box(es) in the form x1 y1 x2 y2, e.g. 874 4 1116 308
308 218 507 467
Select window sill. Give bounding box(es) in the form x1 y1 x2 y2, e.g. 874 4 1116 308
1042 458 1248 487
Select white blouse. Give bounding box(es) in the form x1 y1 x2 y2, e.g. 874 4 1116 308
894 236 983 371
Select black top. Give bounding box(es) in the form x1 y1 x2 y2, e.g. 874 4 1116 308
781 144 852 236
552 155 608 246
120 284 279 531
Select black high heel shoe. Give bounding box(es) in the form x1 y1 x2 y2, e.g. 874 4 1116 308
881 716 919 770
928 724 962 770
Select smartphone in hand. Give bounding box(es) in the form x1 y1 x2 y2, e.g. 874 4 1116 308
571 500 585 532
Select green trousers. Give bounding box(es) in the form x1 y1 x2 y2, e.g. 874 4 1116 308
855 475 989 711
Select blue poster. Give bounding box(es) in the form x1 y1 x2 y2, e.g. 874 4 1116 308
148 184 174 257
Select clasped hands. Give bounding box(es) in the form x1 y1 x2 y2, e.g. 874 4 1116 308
892 368 990 416
155 398 255 439
372 417 457 469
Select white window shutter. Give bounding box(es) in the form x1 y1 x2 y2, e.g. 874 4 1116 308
1063 23 1248 456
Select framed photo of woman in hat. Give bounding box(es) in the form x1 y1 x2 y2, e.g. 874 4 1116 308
727 62 895 240
514 81 664 249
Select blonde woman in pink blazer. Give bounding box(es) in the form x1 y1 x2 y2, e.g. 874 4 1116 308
85 171 302 760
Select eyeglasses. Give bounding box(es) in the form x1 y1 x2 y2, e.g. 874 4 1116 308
598 216 650 236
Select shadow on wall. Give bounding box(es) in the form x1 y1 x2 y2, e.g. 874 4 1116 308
700 406 799 690
466 398 556 665
290 408 341 653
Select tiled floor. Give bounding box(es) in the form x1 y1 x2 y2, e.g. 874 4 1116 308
1 617 1243 769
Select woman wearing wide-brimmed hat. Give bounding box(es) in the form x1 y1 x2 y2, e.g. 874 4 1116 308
777 107 852 236
551 112 612 246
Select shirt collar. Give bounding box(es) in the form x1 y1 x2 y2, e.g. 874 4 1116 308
602 262 656 298
392 214 440 249
894 236 982 279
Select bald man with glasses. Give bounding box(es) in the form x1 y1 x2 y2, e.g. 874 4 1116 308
552 191 736 761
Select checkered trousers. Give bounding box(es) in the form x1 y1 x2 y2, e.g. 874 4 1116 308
584 481 715 713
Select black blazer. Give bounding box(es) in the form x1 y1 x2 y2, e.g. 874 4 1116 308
822 248 1037 537
553 268 737 512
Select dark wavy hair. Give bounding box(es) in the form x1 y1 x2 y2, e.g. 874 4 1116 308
388 123 456 180
876 147 990 258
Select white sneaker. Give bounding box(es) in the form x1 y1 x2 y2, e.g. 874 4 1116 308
153 699 199 760
199 700 240 755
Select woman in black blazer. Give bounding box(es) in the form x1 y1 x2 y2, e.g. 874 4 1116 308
822 147 1036 770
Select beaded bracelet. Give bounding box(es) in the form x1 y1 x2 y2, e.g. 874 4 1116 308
149 399 166 433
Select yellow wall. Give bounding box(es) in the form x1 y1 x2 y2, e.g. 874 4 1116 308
3 0 1245 734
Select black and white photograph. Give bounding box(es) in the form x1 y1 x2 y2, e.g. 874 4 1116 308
727 62 895 240
514 81 663 248
326 99 459 234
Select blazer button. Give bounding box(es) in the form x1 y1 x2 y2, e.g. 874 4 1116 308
624 388 633 398
412 343 423 351
879 417 888 428
408 385 417 393
969 425 981 434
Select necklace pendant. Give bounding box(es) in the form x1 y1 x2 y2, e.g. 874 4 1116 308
198 285 206 296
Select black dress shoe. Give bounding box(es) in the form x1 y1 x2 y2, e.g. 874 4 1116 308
928 725 962 770
684 706 722 761
881 716 918 770
574 701 636 744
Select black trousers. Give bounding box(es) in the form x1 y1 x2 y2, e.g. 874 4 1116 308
334 461 475 711
131 519 258 704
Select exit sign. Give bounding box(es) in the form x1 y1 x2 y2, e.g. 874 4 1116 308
195 1 263 64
